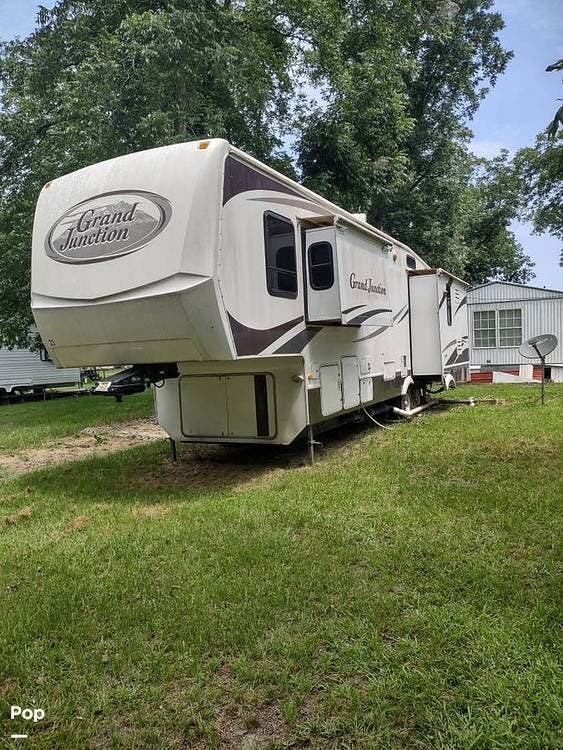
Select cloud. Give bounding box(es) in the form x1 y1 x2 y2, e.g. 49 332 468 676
470 139 513 159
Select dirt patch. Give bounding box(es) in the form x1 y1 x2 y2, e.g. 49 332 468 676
0 419 166 479
129 442 309 497
0 677 17 696
214 664 288 749
3 506 33 525
216 700 288 749
63 514 89 533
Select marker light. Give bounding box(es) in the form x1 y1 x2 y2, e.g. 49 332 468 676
198 141 210 150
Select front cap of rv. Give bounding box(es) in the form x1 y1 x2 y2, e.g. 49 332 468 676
31 140 233 367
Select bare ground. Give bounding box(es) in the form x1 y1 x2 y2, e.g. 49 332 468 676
0 419 166 478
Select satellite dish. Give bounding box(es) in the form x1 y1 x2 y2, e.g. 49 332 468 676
519 334 557 359
518 333 557 405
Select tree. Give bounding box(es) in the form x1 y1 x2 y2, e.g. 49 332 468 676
0 0 295 346
296 0 526 281
460 152 533 285
545 58 563 141
513 133 563 266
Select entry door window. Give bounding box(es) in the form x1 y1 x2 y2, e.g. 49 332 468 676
308 241 334 290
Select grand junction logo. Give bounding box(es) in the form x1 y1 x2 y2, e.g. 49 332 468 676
45 190 171 263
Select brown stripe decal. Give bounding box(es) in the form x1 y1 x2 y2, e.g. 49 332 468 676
275 327 321 354
454 296 467 316
347 308 392 326
223 157 300 205
353 326 387 343
227 312 303 356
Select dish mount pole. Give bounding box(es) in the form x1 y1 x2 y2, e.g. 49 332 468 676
532 343 546 405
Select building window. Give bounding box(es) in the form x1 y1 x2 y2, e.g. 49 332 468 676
473 310 496 348
308 241 334 290
498 308 522 347
264 212 298 299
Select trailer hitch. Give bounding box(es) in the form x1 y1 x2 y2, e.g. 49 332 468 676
94 363 179 402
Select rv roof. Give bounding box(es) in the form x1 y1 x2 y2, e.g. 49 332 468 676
409 268 468 286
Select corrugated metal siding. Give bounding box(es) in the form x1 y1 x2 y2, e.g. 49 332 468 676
467 289 563 367
468 281 563 304
0 348 81 391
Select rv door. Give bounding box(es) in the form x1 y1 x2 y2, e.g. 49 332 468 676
304 227 341 324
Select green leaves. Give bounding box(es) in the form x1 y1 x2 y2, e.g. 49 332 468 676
294 0 526 283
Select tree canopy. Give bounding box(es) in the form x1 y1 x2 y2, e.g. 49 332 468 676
0 0 548 346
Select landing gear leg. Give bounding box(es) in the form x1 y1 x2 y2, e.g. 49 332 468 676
307 424 322 465
308 424 315 465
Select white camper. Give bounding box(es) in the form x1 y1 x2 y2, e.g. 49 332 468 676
31 139 469 445
0 342 81 398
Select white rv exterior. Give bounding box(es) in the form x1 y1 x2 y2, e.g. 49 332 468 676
0 345 81 396
31 139 469 444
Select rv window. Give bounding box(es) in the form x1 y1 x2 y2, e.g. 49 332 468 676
308 241 334 291
406 255 416 269
39 344 51 362
264 212 298 299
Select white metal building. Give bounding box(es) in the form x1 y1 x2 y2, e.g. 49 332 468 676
467 281 563 382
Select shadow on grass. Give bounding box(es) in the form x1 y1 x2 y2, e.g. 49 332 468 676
2 412 395 508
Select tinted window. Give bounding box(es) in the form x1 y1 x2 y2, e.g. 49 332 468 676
406 255 416 269
308 241 334 291
264 212 297 298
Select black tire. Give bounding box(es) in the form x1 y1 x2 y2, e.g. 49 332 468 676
402 384 421 411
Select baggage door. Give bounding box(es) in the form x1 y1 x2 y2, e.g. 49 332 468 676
319 364 342 416
341 356 360 409
304 227 341 324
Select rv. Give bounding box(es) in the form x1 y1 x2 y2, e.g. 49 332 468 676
31 139 468 445
0 341 81 399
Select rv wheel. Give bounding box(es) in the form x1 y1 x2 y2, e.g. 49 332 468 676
444 374 456 390
403 385 421 411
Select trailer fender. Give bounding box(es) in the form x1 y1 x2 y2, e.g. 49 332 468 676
401 376 414 395
444 373 456 390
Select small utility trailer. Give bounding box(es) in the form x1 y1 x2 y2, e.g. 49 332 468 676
31 139 469 445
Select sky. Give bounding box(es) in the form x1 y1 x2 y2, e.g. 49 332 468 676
1 0 562 288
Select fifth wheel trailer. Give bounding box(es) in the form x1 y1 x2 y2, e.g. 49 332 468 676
31 138 469 445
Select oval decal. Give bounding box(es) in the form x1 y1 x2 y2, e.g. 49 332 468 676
45 190 172 263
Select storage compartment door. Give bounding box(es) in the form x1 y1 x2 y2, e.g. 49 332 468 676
305 227 341 323
319 364 342 416
180 375 228 437
226 374 276 438
360 376 373 404
341 356 360 409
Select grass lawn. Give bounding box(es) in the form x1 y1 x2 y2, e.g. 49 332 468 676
0 391 154 452
0 384 561 748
